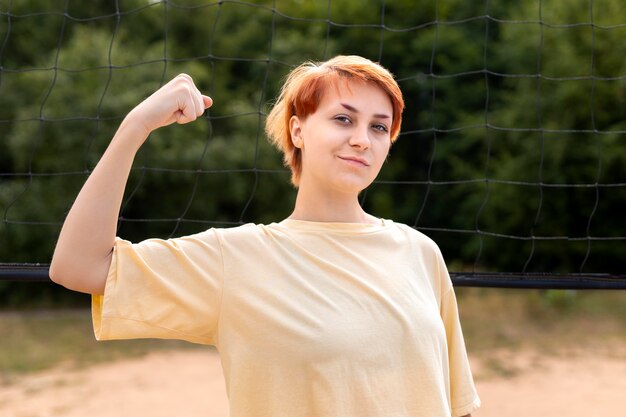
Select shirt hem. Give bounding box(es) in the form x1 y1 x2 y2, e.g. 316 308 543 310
452 395 481 417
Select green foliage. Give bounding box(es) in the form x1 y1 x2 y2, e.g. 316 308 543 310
434 0 626 273
1 0 625 306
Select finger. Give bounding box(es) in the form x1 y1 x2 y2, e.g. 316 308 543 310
177 93 198 125
203 95 213 109
192 85 205 117
184 83 204 122
177 73 193 83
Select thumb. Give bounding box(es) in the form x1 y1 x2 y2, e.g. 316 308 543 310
202 95 213 109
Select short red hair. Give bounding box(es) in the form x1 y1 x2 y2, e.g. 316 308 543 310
265 55 404 186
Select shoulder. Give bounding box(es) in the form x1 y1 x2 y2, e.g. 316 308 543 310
389 222 454 296
210 222 286 249
133 223 270 249
387 221 442 254
212 222 277 239
387 221 449 278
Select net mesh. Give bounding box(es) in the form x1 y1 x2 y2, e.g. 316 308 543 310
1 0 625 288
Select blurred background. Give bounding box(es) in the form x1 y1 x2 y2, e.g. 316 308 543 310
0 1 625 416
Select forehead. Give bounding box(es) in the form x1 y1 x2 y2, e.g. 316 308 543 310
318 78 393 114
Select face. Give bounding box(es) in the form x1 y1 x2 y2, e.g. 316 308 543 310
289 79 393 196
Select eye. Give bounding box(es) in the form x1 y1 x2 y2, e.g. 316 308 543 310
372 123 389 133
334 115 352 124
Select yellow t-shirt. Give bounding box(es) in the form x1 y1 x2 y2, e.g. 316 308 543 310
93 219 480 417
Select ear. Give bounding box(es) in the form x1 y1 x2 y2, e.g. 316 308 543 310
289 115 304 149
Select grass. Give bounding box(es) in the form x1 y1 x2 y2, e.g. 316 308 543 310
457 288 626 350
1 289 625 381
456 288 626 378
0 309 207 383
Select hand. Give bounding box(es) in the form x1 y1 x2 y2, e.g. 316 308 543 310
126 73 213 137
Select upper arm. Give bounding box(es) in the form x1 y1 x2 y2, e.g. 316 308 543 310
93 233 225 344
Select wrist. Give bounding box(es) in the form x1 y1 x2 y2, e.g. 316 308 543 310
113 114 151 153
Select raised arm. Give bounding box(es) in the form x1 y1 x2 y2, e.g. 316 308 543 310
49 74 212 295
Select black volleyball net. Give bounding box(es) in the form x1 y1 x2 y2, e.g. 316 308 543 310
1 0 625 289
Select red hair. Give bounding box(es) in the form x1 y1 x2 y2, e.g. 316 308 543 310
265 55 404 186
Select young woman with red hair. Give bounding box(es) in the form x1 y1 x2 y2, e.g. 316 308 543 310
51 55 480 417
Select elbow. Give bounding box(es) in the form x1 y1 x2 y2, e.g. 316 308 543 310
49 250 110 295
49 250 82 290
48 255 71 288
48 260 93 294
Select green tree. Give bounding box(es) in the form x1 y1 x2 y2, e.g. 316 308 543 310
1 0 624 282
432 0 626 273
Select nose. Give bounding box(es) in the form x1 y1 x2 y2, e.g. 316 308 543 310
349 124 370 150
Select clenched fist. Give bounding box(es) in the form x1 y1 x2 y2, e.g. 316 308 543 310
127 74 213 137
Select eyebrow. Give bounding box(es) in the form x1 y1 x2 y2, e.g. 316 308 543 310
340 103 391 119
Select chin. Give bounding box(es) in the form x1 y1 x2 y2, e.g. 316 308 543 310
331 177 375 195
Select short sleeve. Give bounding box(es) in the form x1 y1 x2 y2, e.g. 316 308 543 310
92 229 224 345
436 251 481 416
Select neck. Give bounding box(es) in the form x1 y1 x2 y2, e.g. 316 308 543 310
289 183 376 224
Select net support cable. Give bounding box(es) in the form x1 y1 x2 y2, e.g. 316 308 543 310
1 264 625 290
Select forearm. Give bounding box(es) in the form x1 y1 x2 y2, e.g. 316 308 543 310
50 74 211 295
50 119 148 294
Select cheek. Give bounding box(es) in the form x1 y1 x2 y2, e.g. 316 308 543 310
375 142 391 164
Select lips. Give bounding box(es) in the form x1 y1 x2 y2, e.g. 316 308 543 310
338 155 370 167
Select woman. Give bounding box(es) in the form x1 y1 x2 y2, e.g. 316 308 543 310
50 55 480 417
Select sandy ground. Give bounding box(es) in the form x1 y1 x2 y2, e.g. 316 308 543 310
1 349 625 417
